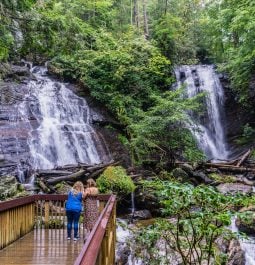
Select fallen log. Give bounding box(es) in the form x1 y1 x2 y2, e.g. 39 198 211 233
38 170 73 177
54 163 90 170
86 160 116 172
46 169 88 185
236 149 251 167
204 164 255 173
88 168 105 179
37 178 51 193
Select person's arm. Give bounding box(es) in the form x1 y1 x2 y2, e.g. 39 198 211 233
82 188 89 198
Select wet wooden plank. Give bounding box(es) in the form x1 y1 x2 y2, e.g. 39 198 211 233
0 229 84 265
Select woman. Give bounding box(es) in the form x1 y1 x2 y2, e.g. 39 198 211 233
83 178 99 234
65 181 84 241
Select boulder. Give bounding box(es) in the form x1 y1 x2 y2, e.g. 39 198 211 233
132 210 152 220
192 171 213 184
172 167 189 182
217 183 252 195
227 239 245 265
236 211 255 236
179 163 194 176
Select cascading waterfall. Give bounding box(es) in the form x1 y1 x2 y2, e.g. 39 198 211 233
175 65 229 160
18 65 110 172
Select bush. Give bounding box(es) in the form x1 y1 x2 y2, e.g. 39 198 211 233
96 166 135 195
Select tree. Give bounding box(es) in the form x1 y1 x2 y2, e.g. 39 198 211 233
134 180 253 264
129 89 205 166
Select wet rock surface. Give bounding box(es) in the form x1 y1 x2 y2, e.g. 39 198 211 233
216 183 252 195
0 62 129 180
227 239 245 265
0 65 34 170
219 72 255 157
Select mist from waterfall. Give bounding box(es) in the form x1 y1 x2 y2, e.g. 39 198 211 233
175 65 229 160
18 66 110 170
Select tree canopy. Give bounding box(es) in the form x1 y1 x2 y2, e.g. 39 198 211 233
1 0 255 164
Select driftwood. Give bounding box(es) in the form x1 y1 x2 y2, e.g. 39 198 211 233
38 170 72 177
55 163 91 170
202 162 255 173
46 169 87 185
43 160 119 186
37 178 51 193
236 149 251 167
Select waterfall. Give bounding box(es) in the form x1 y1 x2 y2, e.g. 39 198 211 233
175 65 229 160
129 192 136 223
230 217 255 265
18 65 110 170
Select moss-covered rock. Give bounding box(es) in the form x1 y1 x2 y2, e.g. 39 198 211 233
0 175 19 200
236 211 255 236
171 167 189 182
97 166 135 195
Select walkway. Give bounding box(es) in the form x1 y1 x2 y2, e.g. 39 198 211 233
0 229 84 265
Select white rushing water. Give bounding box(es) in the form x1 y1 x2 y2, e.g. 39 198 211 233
231 217 255 265
19 66 109 170
175 65 229 160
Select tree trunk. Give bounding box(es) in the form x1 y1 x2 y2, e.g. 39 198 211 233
142 0 149 38
164 0 168 15
133 0 139 28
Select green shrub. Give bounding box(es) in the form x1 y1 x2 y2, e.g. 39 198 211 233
96 166 135 195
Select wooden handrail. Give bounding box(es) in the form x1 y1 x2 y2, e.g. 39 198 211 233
74 194 116 265
0 194 111 213
0 194 116 264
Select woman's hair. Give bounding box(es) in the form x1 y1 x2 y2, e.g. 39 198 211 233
71 181 84 195
86 178 97 188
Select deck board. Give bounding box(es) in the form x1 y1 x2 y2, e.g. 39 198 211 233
0 229 84 265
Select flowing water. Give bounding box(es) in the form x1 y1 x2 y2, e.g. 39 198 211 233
230 217 255 265
16 65 110 176
175 65 229 160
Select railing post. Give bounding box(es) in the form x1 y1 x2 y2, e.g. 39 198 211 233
44 202 49 228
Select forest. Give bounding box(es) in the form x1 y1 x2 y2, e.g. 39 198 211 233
1 0 255 264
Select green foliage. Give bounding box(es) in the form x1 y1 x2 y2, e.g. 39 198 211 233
238 211 255 228
96 166 135 195
209 173 236 184
0 0 36 61
134 179 254 264
129 89 205 165
47 218 64 229
200 0 255 105
235 123 255 146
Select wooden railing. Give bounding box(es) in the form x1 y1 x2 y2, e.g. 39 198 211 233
0 194 116 265
74 194 116 265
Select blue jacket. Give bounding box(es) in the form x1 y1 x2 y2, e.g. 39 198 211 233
65 191 83 212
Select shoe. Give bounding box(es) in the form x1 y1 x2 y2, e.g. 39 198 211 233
67 237 71 240
74 237 78 241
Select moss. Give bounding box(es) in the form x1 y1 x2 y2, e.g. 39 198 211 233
54 181 71 194
96 166 135 195
250 149 255 159
209 173 236 183
158 170 173 181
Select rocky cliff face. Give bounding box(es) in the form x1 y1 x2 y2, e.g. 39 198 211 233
0 64 35 176
0 63 130 180
219 73 255 157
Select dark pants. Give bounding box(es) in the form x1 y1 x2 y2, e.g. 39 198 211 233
66 210 81 238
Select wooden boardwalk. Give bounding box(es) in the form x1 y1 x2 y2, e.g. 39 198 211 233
0 229 84 265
